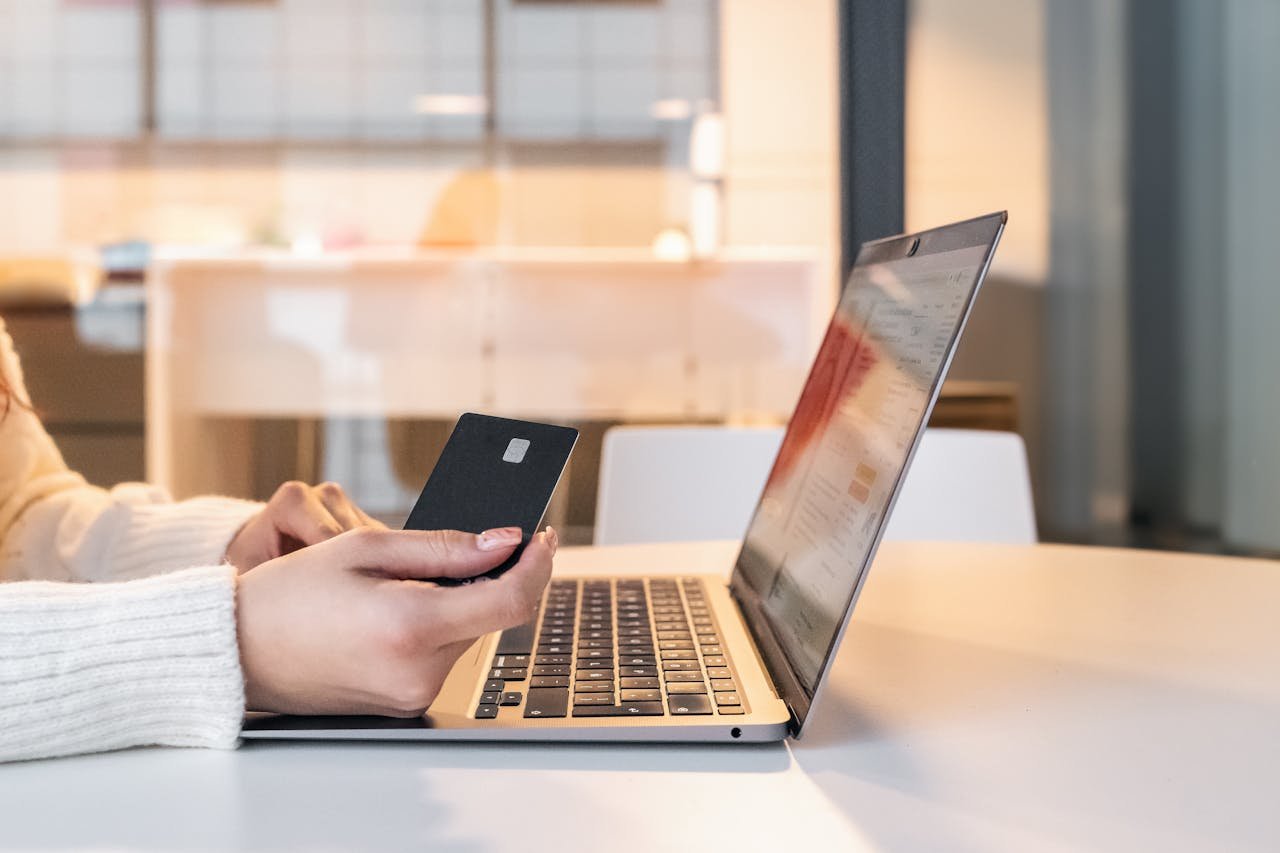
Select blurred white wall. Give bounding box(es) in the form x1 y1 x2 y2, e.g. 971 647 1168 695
906 0 1049 284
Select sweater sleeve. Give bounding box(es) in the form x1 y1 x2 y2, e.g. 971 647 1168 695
0 564 245 763
0 318 262 584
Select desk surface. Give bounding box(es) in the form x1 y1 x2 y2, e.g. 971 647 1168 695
3 540 1278 852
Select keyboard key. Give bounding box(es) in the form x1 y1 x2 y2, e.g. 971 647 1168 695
538 644 571 655
575 682 613 693
701 645 724 655
579 640 611 649
501 692 523 706
666 682 707 694
661 661 700 671
620 689 662 701
618 656 656 666
702 656 727 667
707 667 733 680
475 704 499 719
668 694 713 716
496 622 536 655
491 655 529 668
619 666 657 677
540 625 573 636
524 688 569 718
661 650 698 660
620 677 660 689
579 648 612 659
716 705 745 716
659 641 694 650
574 693 615 706
484 679 505 692
530 676 569 688
490 667 527 681
535 655 570 665
575 670 614 681
480 691 500 704
711 679 737 692
577 659 614 669
533 665 570 676
572 702 665 718
620 637 652 647
698 635 721 645
714 692 741 706
664 672 704 682
657 631 692 640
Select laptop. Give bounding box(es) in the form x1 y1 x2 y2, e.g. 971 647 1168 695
243 212 1007 743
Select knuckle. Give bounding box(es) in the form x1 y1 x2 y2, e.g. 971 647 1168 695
345 525 383 549
421 529 456 561
504 585 538 627
318 481 345 498
276 481 307 503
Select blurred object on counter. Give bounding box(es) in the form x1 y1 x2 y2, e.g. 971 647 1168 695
0 256 101 308
100 241 152 284
418 170 501 248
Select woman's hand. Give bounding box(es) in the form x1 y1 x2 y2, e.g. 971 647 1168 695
235 525 558 717
226 481 384 573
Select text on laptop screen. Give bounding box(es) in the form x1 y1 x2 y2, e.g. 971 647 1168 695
734 243 990 693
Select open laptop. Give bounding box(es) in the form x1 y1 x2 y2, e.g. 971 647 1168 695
243 212 1007 743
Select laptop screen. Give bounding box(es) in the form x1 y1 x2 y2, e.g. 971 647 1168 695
730 213 1005 732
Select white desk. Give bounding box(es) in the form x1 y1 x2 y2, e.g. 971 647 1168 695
3 540 1278 851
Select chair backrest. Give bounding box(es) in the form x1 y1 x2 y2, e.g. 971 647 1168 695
594 425 785 546
595 425 1037 546
883 428 1038 544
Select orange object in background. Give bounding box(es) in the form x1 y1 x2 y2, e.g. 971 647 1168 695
419 170 501 249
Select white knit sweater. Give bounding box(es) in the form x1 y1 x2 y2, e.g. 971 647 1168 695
0 318 261 763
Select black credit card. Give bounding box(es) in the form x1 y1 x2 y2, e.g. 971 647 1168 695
404 413 578 586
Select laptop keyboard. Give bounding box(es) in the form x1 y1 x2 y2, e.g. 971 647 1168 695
474 577 746 720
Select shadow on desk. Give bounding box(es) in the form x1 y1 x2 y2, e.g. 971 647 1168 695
0 740 791 851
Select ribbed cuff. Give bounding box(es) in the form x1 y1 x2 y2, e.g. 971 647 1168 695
111 497 263 581
0 564 245 763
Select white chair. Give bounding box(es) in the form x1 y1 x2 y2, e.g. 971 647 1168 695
884 428 1038 544
594 425 1037 546
594 425 785 545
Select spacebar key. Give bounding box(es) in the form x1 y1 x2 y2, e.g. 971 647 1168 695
523 688 569 719
497 621 536 655
572 702 665 717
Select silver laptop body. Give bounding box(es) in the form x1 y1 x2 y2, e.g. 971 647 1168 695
243 212 1007 744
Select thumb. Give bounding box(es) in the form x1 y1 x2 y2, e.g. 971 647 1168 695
324 527 523 580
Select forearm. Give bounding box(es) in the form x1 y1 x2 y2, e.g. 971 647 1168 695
0 565 245 763
0 479 260 584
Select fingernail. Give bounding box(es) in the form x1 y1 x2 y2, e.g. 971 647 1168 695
477 527 523 551
545 526 560 555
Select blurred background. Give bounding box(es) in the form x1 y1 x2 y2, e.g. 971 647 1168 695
1 0 1277 554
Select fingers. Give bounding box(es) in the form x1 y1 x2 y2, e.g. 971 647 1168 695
266 481 343 546
323 527 525 579
422 532 556 644
315 481 376 532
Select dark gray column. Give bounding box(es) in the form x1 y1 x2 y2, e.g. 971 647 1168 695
838 0 907 279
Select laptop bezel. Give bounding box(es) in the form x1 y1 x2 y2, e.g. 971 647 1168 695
727 212 1008 737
